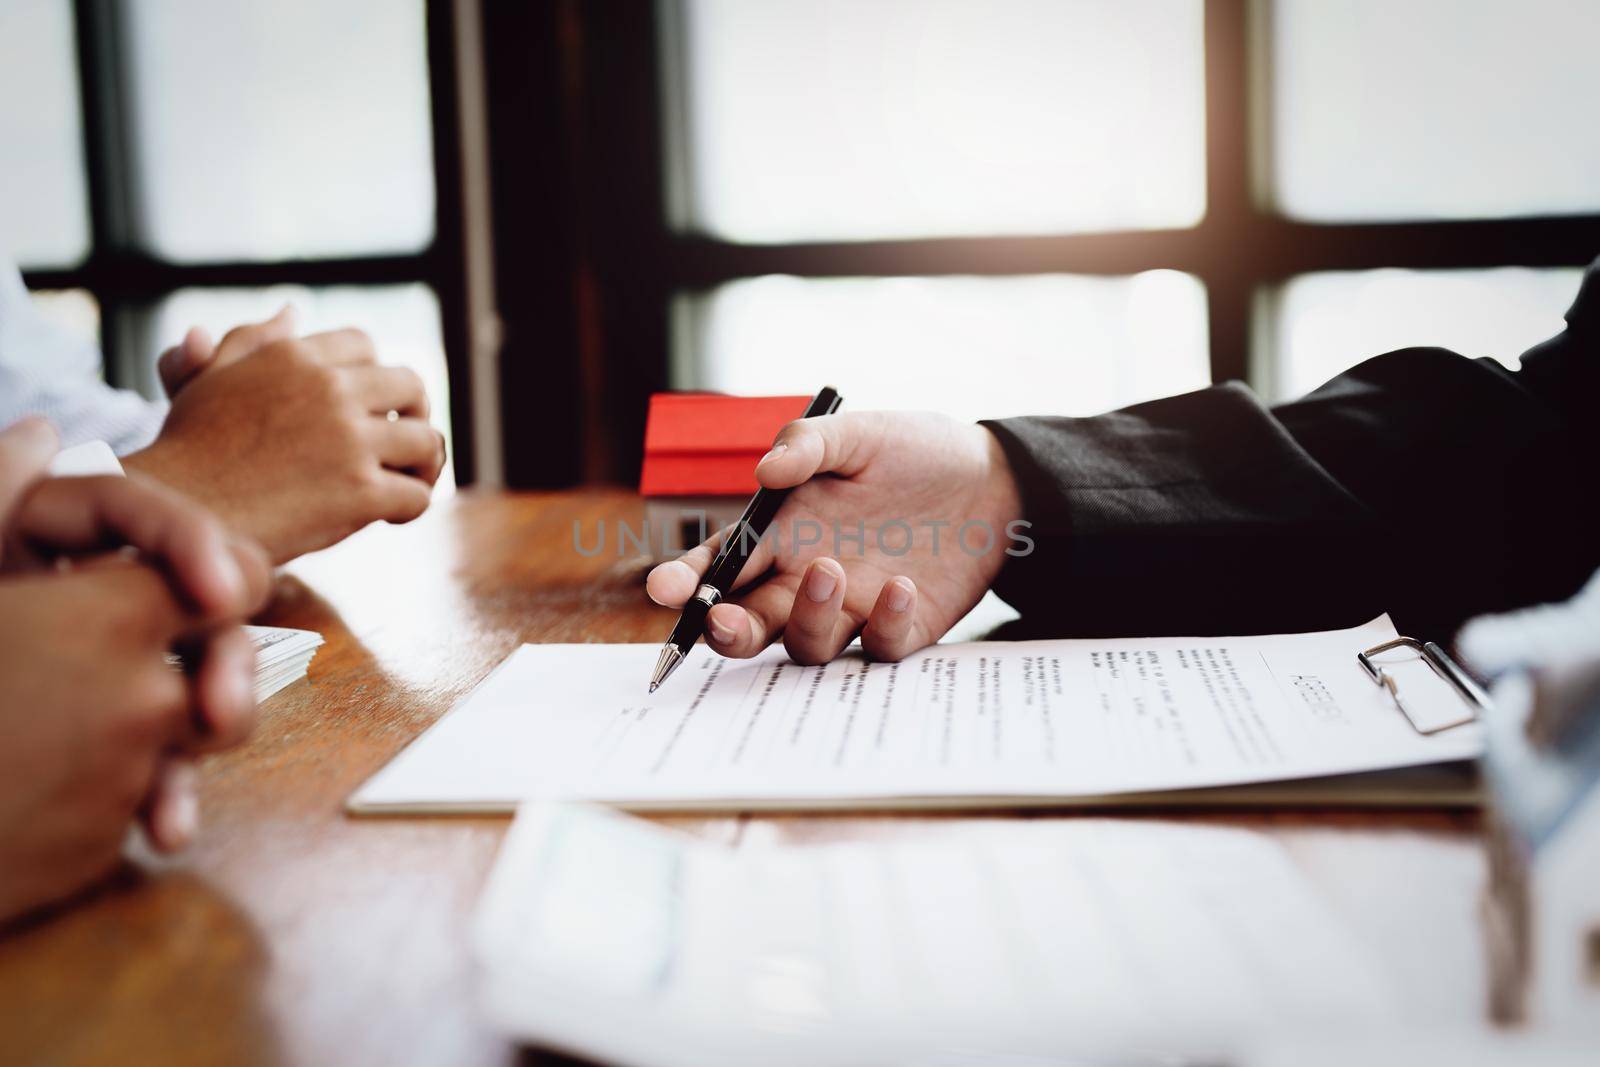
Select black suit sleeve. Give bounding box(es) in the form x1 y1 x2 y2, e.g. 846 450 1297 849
980 258 1600 639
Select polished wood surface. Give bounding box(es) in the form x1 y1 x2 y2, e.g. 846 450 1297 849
0 490 1490 1065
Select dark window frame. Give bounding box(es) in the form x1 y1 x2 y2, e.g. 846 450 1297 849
23 1 1600 490
485 0 1600 488
20 0 479 483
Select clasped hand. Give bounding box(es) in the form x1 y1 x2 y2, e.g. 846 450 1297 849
127 307 446 563
0 419 269 922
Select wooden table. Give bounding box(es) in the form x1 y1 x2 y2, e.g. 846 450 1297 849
0 490 1491 1066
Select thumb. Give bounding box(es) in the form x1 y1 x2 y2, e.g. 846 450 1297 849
213 303 297 366
0 418 60 556
140 757 201 853
157 325 218 398
754 412 871 489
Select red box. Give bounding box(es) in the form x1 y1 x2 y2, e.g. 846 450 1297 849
639 392 812 498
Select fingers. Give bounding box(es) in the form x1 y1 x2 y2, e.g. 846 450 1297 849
703 583 792 659
860 576 922 661
121 569 258 751
214 304 296 366
0 417 59 558
781 558 858 665
141 627 258 855
181 625 259 752
694 565 926 665
140 758 201 854
755 412 873 489
368 417 446 484
226 537 274 615
645 522 779 608
300 327 377 367
212 313 375 374
17 474 266 621
157 325 217 398
369 470 433 525
645 560 700 609
351 362 442 484
350 365 429 419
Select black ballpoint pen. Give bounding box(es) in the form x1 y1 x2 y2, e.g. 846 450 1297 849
648 386 844 693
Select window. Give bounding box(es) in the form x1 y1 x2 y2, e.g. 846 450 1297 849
0 0 90 268
124 0 436 262
1271 0 1600 222
1269 268 1582 402
615 0 1597 484
1260 0 1600 394
10 0 475 484
468 0 1600 484
17 3 1600 489
677 271 1209 421
26 289 101 353
676 0 1206 243
662 0 1212 422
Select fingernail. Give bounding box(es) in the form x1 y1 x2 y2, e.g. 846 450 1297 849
171 784 200 844
183 326 211 360
159 766 200 848
758 443 787 466
213 554 247 613
9 415 58 450
228 535 270 601
231 658 256 721
887 579 913 613
805 562 838 603
707 613 738 644
165 790 200 844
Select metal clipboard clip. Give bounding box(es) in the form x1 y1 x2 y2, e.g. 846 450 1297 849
1358 636 1491 736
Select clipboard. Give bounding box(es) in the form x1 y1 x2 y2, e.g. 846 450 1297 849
350 617 1490 816
1358 636 1491 736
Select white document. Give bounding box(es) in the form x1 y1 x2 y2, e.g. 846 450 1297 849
474 803 1400 1067
350 615 1482 813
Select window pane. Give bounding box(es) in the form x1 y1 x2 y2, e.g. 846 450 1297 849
148 285 454 494
0 0 90 268
1272 0 1600 221
674 271 1209 422
1270 268 1582 401
28 289 101 352
124 0 435 262
675 0 1205 243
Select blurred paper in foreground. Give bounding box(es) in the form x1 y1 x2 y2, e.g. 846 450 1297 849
475 804 1395 1066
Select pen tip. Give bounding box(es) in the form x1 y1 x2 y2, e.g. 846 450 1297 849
649 645 685 695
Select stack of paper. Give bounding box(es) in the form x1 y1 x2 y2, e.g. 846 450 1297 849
246 625 324 702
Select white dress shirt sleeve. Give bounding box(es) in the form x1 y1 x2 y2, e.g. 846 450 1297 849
0 255 165 455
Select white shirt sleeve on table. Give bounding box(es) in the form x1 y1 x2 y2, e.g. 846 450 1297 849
0 255 164 455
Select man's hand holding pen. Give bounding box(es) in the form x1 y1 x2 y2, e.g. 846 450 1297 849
647 410 1024 674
